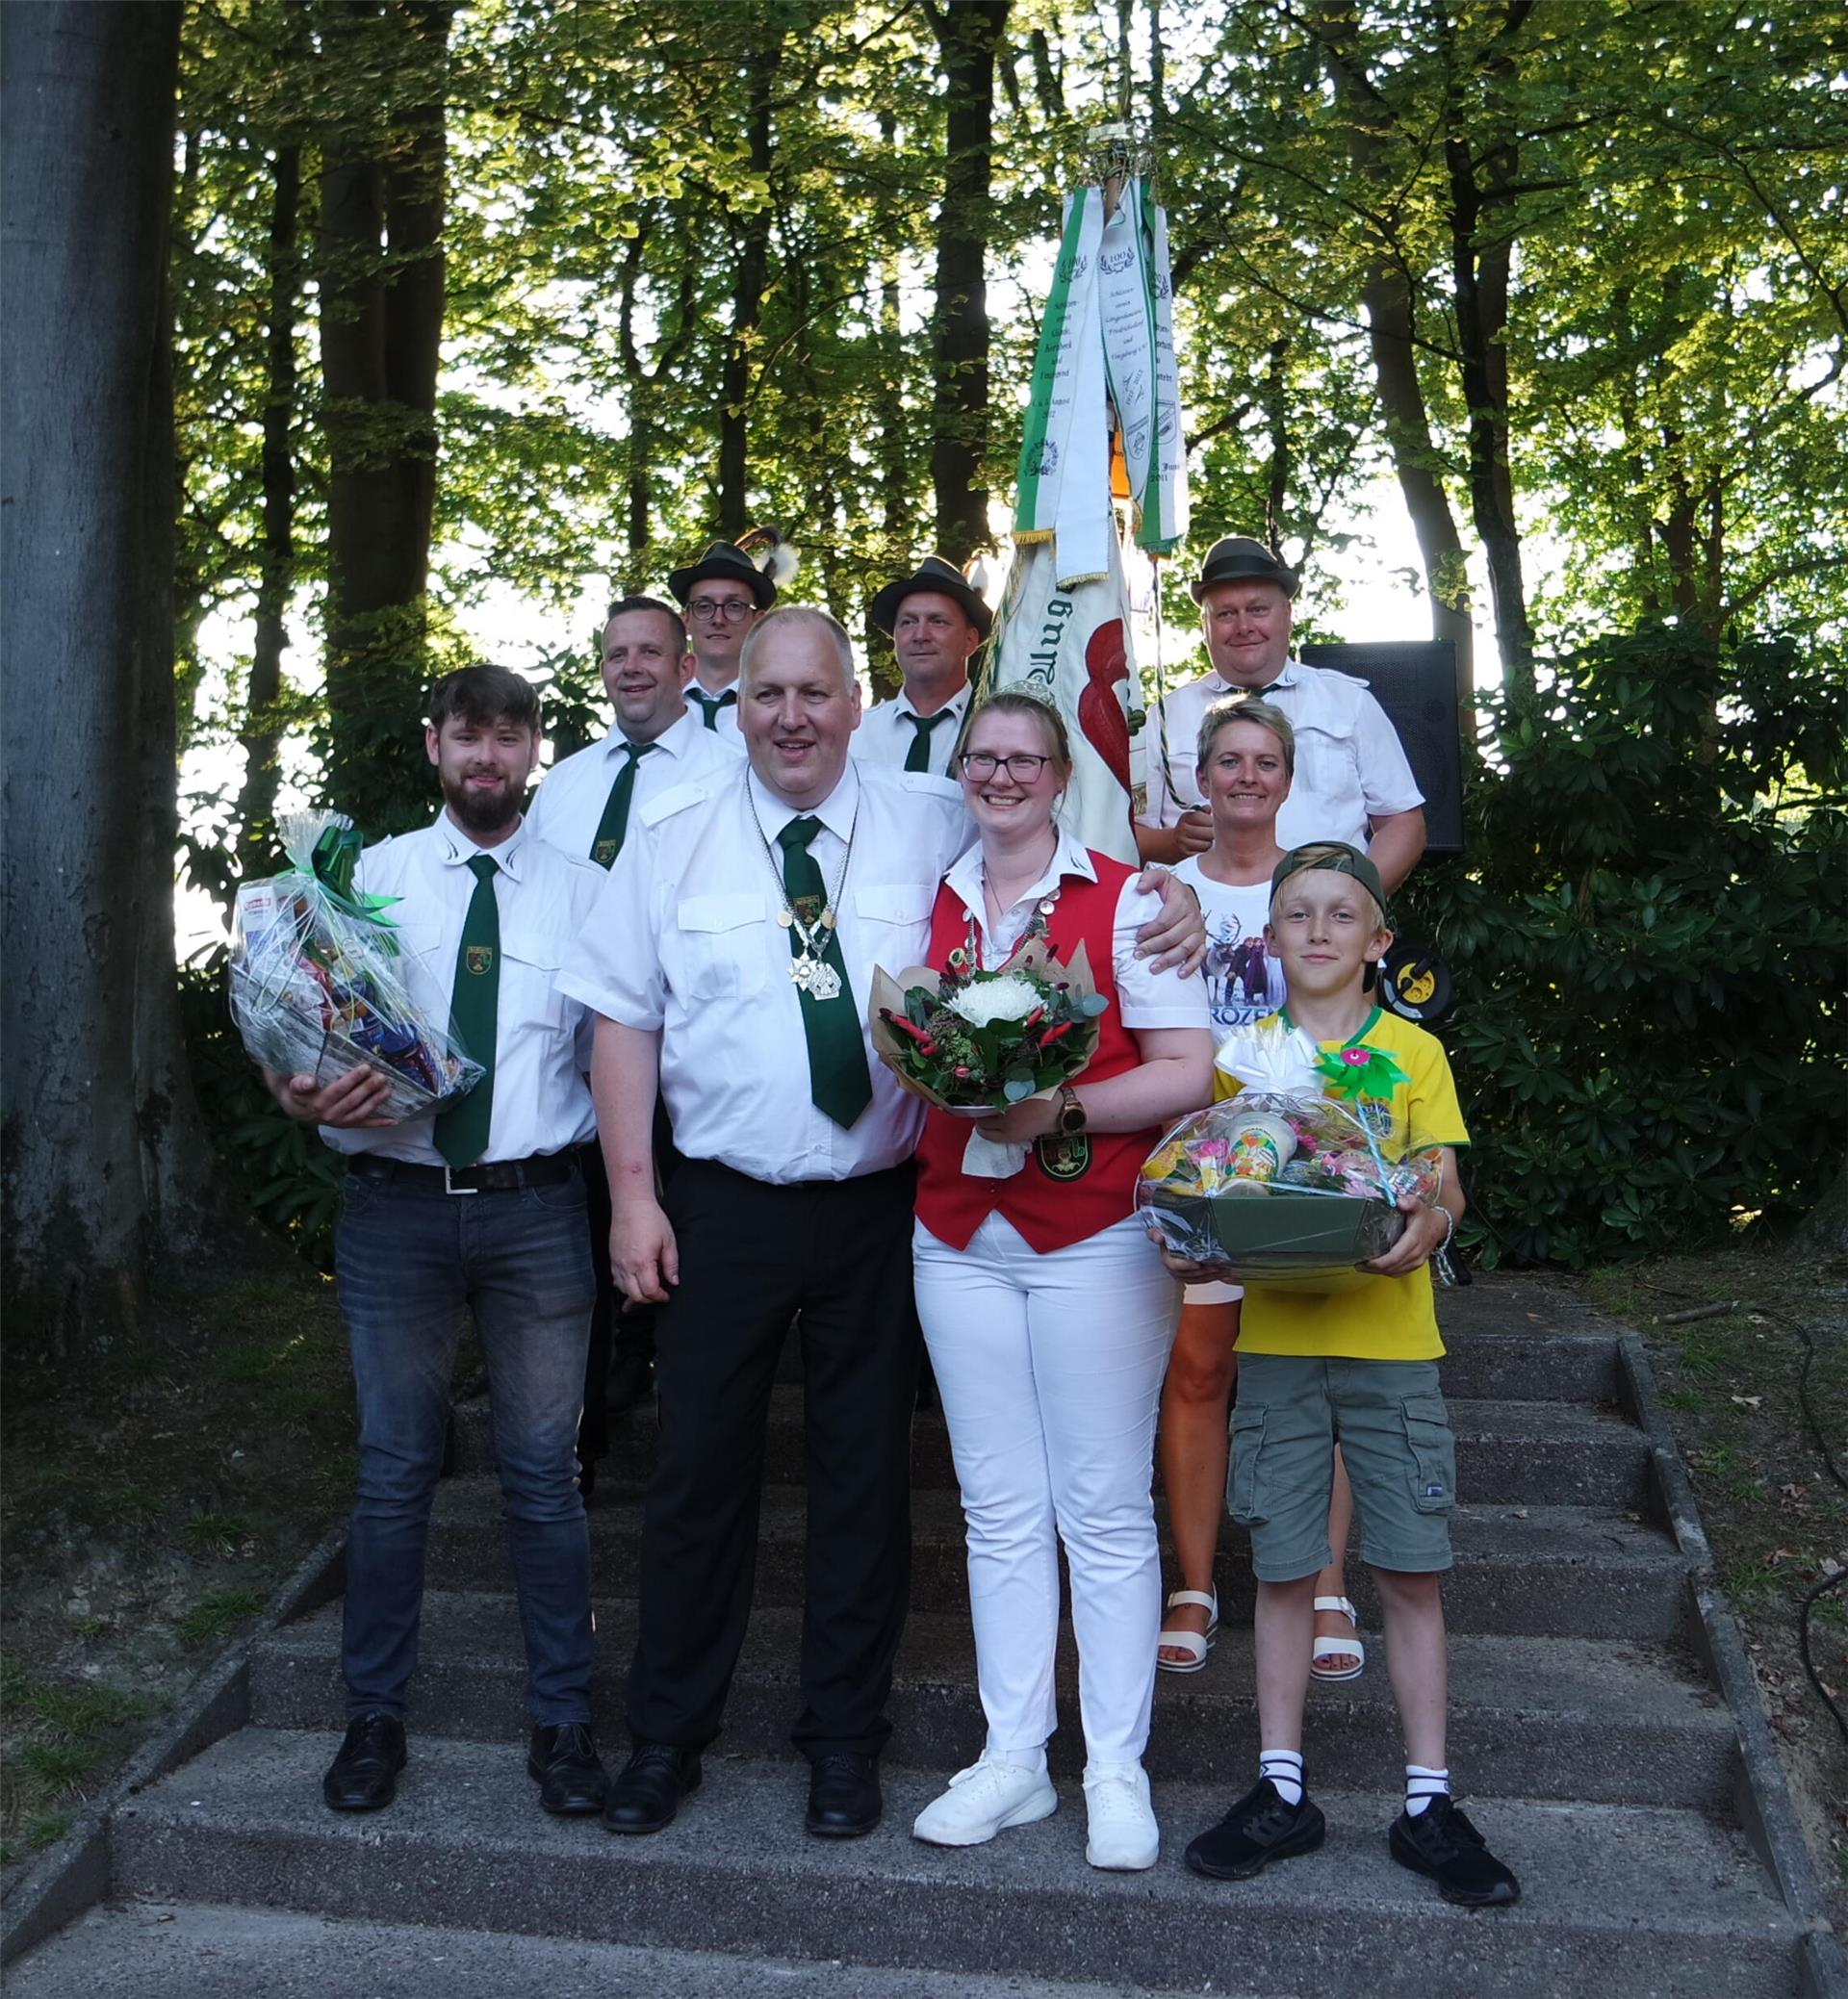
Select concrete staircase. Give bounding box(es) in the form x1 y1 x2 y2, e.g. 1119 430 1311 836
15 1279 1811 1995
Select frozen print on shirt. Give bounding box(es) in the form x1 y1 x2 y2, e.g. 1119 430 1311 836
1203 915 1288 1032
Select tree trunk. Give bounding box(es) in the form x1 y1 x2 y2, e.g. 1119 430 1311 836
317 0 449 835
717 23 783 540
1316 0 1475 709
927 0 1010 565
1263 337 1291 552
1 0 218 1357
235 142 303 885
1441 3 1533 711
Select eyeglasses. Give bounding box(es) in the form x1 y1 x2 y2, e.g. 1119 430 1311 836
686 598 755 625
959 750 1053 781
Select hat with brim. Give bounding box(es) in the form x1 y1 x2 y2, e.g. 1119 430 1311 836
1190 535 1300 603
667 540 779 610
869 553 993 640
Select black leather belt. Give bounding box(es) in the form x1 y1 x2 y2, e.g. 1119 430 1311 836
347 1153 578 1194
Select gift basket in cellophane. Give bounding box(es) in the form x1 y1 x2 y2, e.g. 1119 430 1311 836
229 813 483 1121
1137 1020 1444 1293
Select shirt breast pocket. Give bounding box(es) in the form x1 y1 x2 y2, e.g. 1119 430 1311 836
1291 719 1358 807
499 942 570 1038
677 893 769 999
854 884 936 969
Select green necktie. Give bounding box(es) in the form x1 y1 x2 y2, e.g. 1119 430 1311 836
691 687 737 731
433 853 500 1167
904 708 953 773
776 816 872 1129
589 739 656 869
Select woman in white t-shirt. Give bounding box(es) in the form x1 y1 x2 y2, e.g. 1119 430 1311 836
1155 700 1364 1686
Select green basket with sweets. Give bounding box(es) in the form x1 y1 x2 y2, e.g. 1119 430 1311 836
1136 1020 1444 1293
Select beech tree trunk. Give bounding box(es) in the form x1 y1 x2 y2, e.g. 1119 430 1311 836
1 0 218 1358
317 0 449 834
235 142 303 884
926 0 1010 566
1316 0 1475 710
717 24 783 540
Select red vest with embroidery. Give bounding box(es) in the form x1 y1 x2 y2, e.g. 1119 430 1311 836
914 853 1153 1253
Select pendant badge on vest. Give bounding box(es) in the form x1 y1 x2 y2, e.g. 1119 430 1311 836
464 944 495 977
1035 1132 1092 1180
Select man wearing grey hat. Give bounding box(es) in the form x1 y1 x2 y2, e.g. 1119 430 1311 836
667 537 783 742
1136 538 1426 893
852 553 990 778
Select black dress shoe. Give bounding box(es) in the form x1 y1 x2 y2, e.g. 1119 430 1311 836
527 1722 608 1815
322 1713 406 1811
602 1741 701 1835
806 1752 881 1838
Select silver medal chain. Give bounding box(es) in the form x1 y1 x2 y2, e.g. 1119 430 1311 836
750 795 858 1002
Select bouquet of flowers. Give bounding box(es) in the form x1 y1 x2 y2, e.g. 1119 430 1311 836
1136 1020 1445 1292
229 812 484 1122
868 937 1108 1177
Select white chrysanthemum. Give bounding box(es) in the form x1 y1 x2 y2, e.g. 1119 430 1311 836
946 974 1042 1030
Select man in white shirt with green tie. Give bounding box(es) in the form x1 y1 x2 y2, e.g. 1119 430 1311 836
852 553 988 778
667 538 779 741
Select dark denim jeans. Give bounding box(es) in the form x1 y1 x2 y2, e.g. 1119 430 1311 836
335 1160 597 1726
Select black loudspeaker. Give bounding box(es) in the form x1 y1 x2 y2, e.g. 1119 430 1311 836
1299 641 1466 856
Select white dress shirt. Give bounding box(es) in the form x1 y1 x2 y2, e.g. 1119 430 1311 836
685 679 745 743
321 814 602 1166
1139 656 1423 852
526 706 741 866
559 759 968 1185
853 684 972 777
942 827 1211 1033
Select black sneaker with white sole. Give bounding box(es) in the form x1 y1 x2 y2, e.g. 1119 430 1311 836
1184 1776 1326 1881
1389 1794 1521 1907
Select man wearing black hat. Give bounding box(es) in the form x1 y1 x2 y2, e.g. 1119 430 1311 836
853 553 990 778
1136 537 1426 893
667 538 779 741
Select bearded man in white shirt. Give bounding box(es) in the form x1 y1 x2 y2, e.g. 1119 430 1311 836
560 605 1204 1845
852 552 988 777
263 665 608 1826
526 596 742 1473
1137 537 1427 893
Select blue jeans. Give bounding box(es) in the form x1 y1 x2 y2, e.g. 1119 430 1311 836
335 1160 597 1726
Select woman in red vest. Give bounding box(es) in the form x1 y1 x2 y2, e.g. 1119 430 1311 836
908 692 1214 1872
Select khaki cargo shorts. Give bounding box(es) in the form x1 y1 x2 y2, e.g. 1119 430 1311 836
1227 1354 1456 1580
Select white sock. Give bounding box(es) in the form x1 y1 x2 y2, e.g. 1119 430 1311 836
1405 1763 1450 1816
1259 1749 1304 1807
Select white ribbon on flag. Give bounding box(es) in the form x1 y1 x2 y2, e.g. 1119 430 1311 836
1013 189 1112 587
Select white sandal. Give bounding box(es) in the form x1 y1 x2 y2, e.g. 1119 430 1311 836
1310 1595 1366 1682
1156 1588 1219 1674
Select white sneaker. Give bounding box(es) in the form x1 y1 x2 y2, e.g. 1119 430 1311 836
911 1752 1058 1848
1083 1761 1159 1871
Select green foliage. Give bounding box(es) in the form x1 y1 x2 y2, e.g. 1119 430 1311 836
1399 623 1848 1267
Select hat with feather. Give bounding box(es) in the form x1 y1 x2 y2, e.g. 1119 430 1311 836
668 526 799 609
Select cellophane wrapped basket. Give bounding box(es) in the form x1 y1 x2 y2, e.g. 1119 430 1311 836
229 813 483 1122
1137 1021 1444 1293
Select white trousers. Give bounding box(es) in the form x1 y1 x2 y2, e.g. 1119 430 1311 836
914 1210 1182 1765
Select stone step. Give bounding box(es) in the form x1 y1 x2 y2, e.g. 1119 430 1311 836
768 1305 1626 1402
460 1389 1650 1511
7 1901 1191 1999
109 1730 1799 1999
425 1481 1686 1640
253 1589 1733 1809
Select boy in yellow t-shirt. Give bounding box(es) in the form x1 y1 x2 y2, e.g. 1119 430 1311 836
1161 842 1519 1909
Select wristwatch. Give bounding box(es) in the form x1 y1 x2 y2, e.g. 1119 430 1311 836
1055 1083 1087 1136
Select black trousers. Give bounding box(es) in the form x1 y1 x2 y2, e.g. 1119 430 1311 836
625 1156 921 1760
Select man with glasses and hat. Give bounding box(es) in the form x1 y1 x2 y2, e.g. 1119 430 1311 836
853 552 989 778
1137 537 1426 894
667 535 783 741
